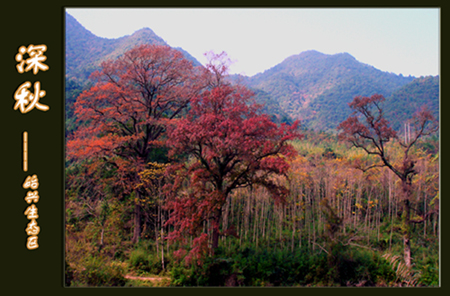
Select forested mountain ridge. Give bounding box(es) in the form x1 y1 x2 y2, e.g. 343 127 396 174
384 75 439 131
65 12 200 85
65 12 438 132
244 50 419 131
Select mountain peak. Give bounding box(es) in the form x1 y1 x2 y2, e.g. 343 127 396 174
121 26 166 46
294 50 356 61
132 27 158 37
299 49 324 57
248 49 416 131
335 52 356 59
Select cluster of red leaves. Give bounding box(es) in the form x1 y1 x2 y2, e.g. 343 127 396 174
163 57 302 261
67 45 199 194
338 94 397 153
338 94 438 179
167 83 300 196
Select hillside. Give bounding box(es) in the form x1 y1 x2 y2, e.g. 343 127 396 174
65 12 200 85
384 75 439 131
246 50 416 131
226 74 292 123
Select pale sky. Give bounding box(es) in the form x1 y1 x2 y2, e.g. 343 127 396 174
66 8 439 78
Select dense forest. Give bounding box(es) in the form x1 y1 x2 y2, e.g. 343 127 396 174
65 43 439 287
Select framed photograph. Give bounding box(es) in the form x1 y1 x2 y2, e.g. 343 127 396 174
3 2 442 291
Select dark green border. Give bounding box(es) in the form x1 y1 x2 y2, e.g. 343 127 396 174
2 1 446 295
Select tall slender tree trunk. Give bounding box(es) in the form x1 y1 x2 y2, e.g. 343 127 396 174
388 170 393 250
212 208 222 251
423 191 427 238
155 195 160 254
132 190 142 244
161 223 165 270
402 181 412 268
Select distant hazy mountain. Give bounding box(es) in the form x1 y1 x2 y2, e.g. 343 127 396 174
65 12 200 85
244 50 418 131
65 12 438 133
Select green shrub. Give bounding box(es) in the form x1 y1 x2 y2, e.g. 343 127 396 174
169 243 400 287
170 265 199 286
128 245 168 275
129 248 148 271
419 263 439 286
75 256 126 286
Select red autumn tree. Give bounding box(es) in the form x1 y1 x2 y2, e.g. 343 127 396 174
164 52 301 261
338 94 438 268
66 44 200 243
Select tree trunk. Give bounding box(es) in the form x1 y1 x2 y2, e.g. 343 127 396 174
161 228 165 270
212 208 222 251
404 235 412 268
402 182 412 268
132 190 142 244
100 228 104 249
155 198 159 255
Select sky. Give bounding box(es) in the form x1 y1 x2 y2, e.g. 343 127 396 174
66 8 439 78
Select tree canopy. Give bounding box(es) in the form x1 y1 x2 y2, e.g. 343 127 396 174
67 44 201 242
164 53 301 260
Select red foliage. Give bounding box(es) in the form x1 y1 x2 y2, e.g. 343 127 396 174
67 45 199 242
68 45 198 161
338 94 438 178
164 53 302 259
338 94 397 153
